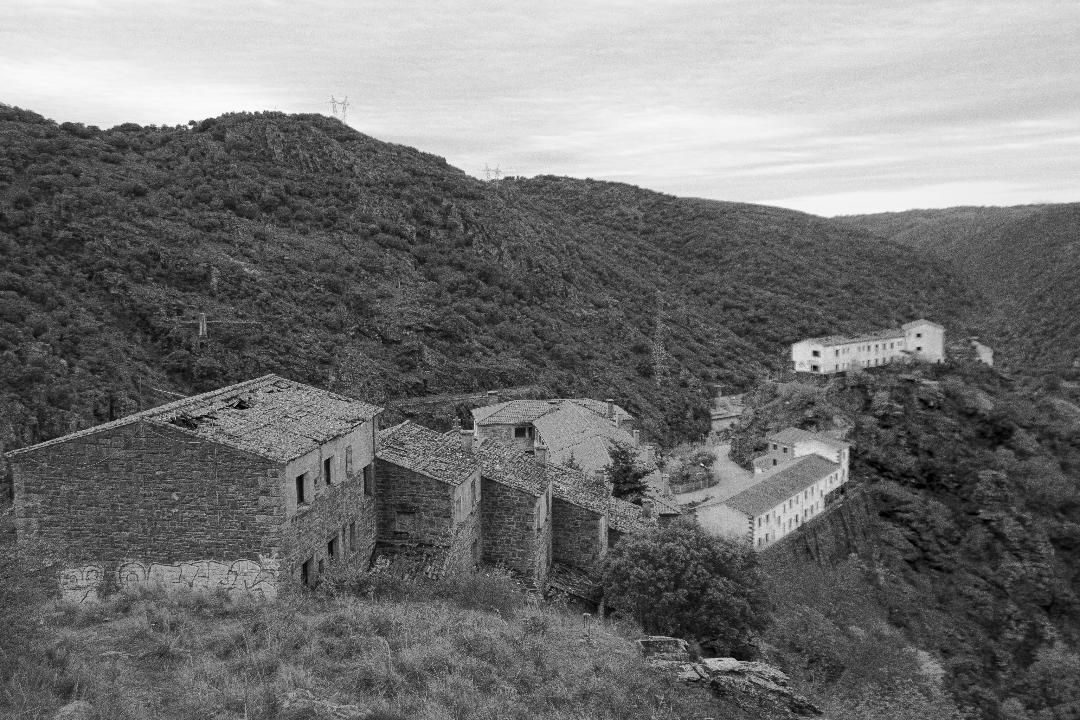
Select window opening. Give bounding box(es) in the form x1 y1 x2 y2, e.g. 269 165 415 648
363 463 374 495
324 456 333 485
295 473 306 505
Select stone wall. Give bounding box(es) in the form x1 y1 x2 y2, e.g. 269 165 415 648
481 477 547 584
283 424 379 584
12 421 282 567
374 460 479 572
552 497 606 570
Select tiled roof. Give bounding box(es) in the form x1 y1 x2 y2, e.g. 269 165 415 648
566 398 633 424
767 427 851 449
607 496 657 534
473 439 548 497
723 455 840 517
472 398 633 428
7 375 382 462
548 463 609 515
471 399 560 426
901 319 944 331
547 563 602 601
377 421 478 486
805 327 906 346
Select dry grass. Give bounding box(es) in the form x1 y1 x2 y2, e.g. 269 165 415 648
1 567 723 720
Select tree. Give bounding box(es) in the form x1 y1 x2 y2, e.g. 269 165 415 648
602 522 769 658
604 439 649 502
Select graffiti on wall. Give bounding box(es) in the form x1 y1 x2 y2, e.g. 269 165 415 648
117 557 281 598
58 565 105 603
56 556 281 602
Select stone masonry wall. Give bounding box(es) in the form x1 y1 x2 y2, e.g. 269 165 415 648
481 477 546 584
552 497 606 570
283 424 378 584
11 421 285 599
374 461 454 546
12 421 281 565
443 505 481 573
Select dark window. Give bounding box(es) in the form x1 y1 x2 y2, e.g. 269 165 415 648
772 458 777 466
346 446 354 475
916 332 922 338
301 558 313 586
916 346 923 352
327 536 337 561
395 511 417 534
295 473 306 505
835 349 839 357
324 457 333 485
782 446 788 453
811 350 820 357
811 364 820 372
363 463 374 495
514 426 528 438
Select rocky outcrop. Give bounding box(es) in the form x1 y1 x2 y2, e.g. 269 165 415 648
638 636 822 718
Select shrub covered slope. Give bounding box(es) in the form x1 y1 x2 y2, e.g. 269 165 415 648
732 361 1080 718
0 105 979 451
837 204 1080 377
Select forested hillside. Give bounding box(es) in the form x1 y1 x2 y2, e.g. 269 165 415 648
0 105 979 453
837 204 1080 378
732 362 1080 718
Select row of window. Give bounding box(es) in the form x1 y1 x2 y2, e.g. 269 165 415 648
295 459 374 507
300 520 361 586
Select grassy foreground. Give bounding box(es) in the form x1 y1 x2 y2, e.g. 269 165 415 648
2 565 729 720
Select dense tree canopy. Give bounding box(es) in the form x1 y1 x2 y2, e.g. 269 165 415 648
602 521 769 658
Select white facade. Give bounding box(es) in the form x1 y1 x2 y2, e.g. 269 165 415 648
791 319 945 374
764 431 850 484
746 468 842 549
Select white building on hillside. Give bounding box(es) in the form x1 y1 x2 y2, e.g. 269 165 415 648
695 426 851 550
753 428 850 484
791 319 944 375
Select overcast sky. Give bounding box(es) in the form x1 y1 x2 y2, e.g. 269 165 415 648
3 0 1078 216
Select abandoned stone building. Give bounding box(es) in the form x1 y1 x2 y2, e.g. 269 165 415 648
473 438 553 589
791 319 945 374
471 397 652 479
375 420 481 574
8 376 671 602
695 427 849 550
7 375 382 601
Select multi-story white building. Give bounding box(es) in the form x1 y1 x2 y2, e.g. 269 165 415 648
791 319 944 375
695 427 851 550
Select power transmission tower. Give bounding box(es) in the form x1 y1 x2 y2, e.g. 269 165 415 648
484 164 502 182
171 311 261 351
329 95 349 123
651 291 668 387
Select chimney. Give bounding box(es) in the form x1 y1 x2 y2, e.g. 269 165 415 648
460 428 473 452
534 442 548 466
641 500 655 519
661 473 670 493
486 389 500 403
632 429 640 446
606 398 615 419
593 469 611 497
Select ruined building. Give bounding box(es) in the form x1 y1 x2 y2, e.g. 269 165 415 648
7 375 382 601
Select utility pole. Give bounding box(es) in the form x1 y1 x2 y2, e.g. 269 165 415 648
652 291 668 387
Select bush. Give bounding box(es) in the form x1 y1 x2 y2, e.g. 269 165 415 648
602 521 769 657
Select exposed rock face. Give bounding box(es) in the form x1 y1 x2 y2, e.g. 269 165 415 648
638 636 822 718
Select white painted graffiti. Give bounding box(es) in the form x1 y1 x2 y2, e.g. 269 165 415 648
58 564 105 603
56 556 281 603
117 556 281 599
